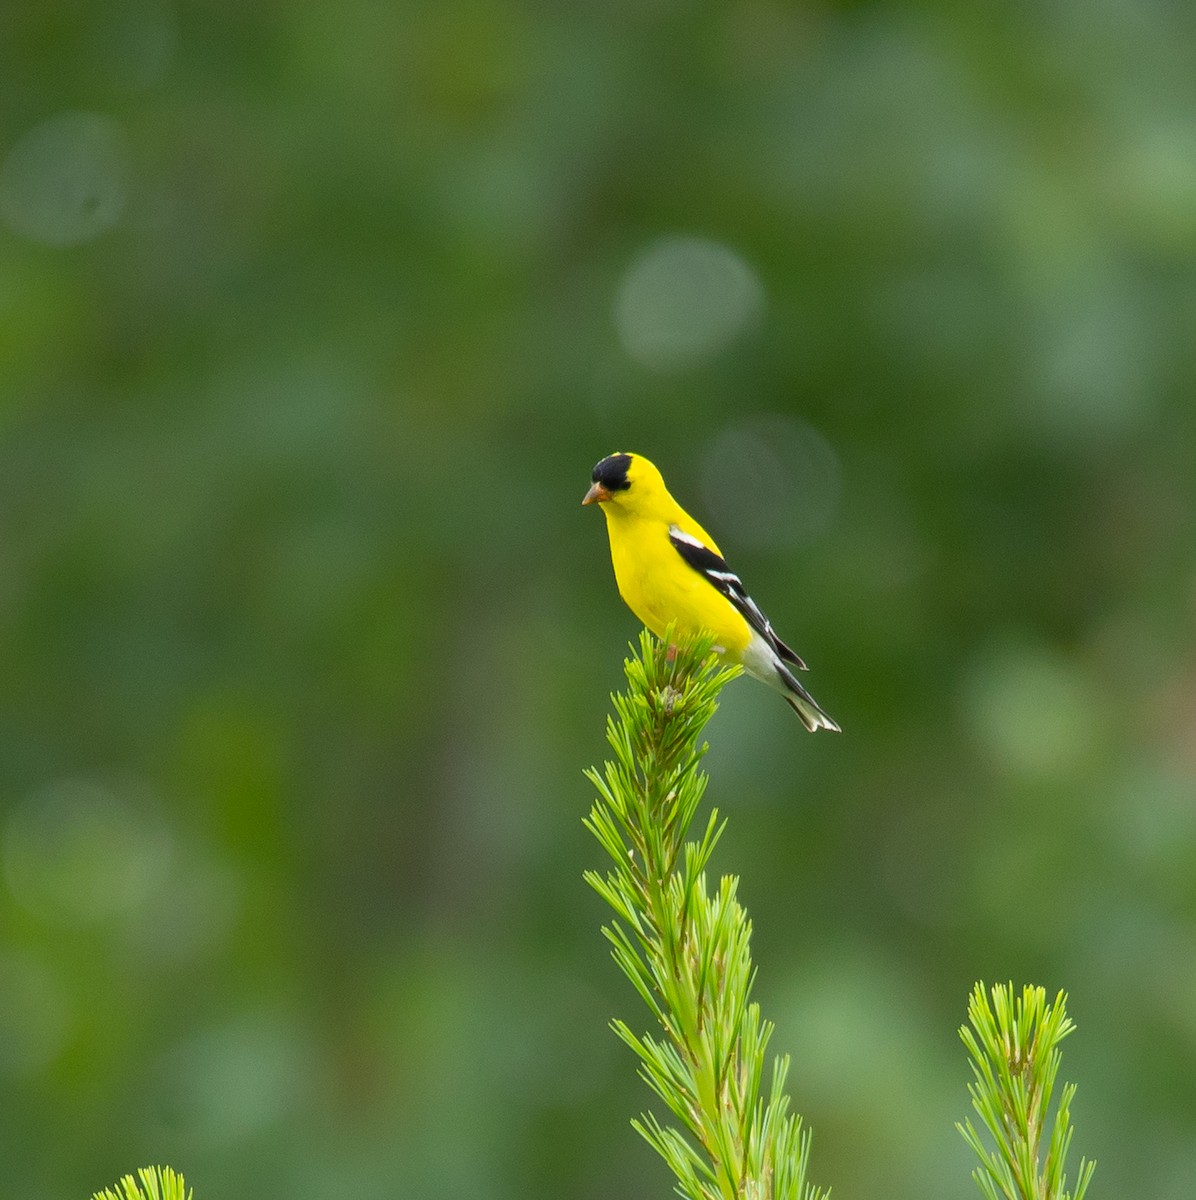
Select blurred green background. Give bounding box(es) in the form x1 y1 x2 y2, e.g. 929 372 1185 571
2 2 1195 1197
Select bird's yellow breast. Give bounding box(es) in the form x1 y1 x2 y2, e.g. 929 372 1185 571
603 509 753 655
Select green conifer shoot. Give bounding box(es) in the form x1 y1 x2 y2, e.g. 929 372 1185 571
584 629 824 1200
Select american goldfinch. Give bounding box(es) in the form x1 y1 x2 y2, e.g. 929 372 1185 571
583 451 840 732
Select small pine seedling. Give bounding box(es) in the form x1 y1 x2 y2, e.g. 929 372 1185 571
957 982 1095 1200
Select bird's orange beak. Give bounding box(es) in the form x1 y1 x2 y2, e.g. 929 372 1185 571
582 482 611 506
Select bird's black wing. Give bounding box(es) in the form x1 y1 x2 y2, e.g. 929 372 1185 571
668 525 807 670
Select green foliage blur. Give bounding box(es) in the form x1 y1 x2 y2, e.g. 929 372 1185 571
1 2 1194 1198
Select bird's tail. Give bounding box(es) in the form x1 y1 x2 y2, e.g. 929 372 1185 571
778 664 841 733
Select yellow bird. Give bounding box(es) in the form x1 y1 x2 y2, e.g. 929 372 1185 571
583 451 840 732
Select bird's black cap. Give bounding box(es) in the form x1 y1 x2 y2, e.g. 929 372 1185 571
592 453 632 491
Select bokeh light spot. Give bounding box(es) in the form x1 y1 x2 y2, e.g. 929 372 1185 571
152 1014 313 1148
3 779 171 927
963 641 1102 780
700 415 842 549
0 112 129 246
614 235 764 371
